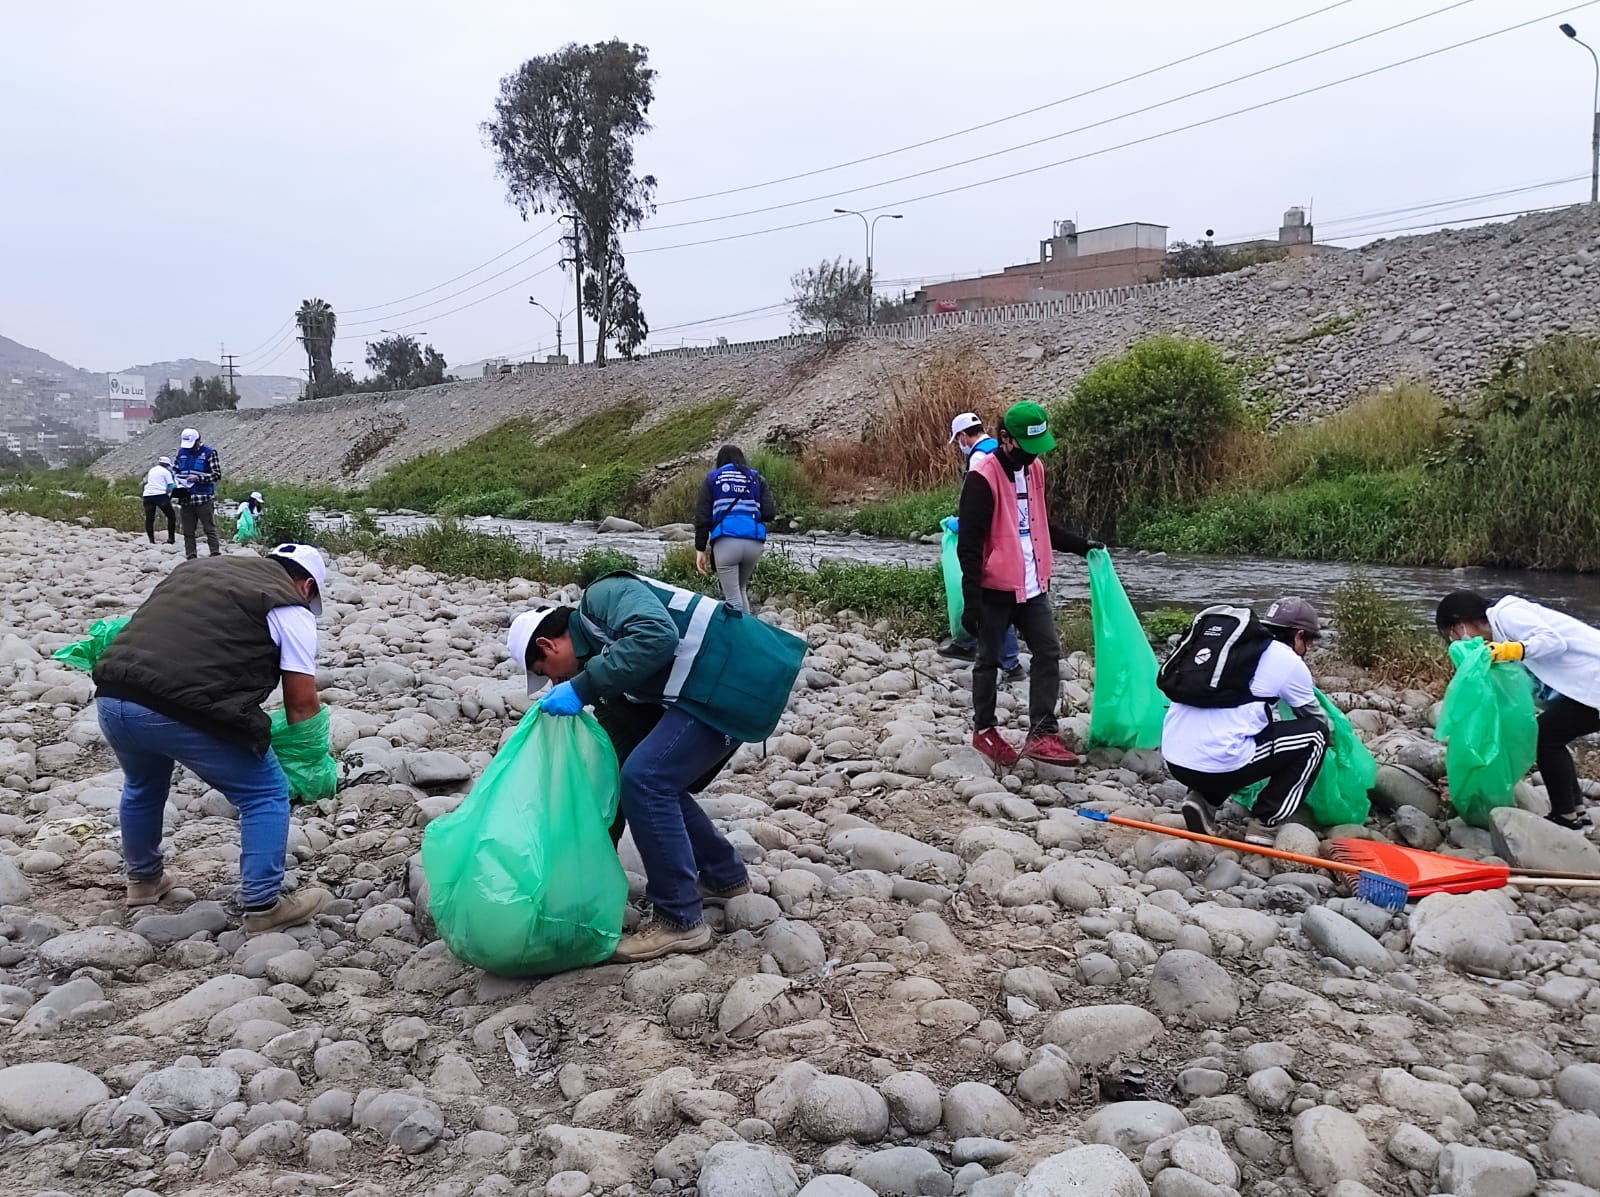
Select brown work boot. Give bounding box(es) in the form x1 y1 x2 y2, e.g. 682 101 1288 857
243 887 331 935
612 920 713 964
126 873 178 908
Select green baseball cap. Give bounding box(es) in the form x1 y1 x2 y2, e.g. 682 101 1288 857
1002 401 1056 454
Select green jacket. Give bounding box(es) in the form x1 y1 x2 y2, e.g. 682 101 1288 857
567 572 805 744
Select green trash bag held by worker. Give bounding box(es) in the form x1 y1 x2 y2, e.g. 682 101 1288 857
234 507 259 544
1085 548 1167 750
52 617 131 672
269 705 338 803
422 706 627 976
940 516 964 642
1435 636 1537 827
1233 689 1377 825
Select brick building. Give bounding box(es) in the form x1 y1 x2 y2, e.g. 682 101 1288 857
914 208 1326 314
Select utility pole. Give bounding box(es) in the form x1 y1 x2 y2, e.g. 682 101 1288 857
833 209 904 326
219 344 239 397
1561 23 1600 203
559 214 585 364
529 298 562 360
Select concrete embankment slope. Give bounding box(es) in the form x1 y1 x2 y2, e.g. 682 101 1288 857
95 206 1600 487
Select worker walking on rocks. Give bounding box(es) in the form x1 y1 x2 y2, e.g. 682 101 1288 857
938 412 1022 682
694 445 776 613
172 426 222 559
1437 590 1600 830
91 544 333 932
1159 598 1330 846
140 455 177 545
956 401 1102 766
507 570 805 963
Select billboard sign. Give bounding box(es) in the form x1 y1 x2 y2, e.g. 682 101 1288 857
109 373 146 403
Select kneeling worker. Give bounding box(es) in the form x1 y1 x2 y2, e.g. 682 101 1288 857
1437 590 1600 830
92 544 333 931
1159 598 1329 846
507 570 805 963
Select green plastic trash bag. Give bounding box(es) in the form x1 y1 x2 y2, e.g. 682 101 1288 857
270 705 338 803
1232 689 1376 826
940 516 964 641
233 507 259 543
1086 548 1167 750
1435 637 1537 828
422 706 627 975
52 616 131 672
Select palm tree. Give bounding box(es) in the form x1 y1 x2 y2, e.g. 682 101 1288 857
295 298 338 400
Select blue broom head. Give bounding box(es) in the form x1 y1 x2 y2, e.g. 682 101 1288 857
1355 870 1409 911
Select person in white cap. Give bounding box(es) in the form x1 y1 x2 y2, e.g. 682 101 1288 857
939 412 1022 679
506 570 806 963
172 426 223 559
91 543 332 933
141 455 177 545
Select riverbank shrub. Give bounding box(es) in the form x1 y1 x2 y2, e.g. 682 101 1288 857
1432 335 1600 570
1330 572 1448 687
841 485 958 539
1050 335 1246 534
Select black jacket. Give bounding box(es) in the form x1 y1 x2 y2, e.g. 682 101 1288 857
956 446 1091 609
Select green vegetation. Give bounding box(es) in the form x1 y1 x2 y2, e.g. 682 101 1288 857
364 397 738 519
840 485 957 539
1330 573 1448 686
1051 335 1247 534
0 470 143 533
1122 337 1600 571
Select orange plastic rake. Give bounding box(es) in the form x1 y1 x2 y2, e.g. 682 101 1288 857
1329 838 1600 897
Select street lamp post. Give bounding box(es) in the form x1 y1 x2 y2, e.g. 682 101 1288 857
528 298 563 360
1562 22 1600 203
834 208 904 326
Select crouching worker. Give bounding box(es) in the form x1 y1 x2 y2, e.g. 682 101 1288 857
1158 598 1329 847
1437 590 1600 830
91 544 332 931
506 571 806 963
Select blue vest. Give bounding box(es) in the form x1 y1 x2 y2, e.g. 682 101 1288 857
174 445 218 499
707 464 766 543
964 436 998 472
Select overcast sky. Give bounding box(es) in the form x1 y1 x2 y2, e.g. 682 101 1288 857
3 0 1595 376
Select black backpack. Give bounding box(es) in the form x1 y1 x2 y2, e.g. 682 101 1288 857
1157 605 1274 708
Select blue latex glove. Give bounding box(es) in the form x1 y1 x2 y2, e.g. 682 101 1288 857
540 680 583 717
941 516 959 534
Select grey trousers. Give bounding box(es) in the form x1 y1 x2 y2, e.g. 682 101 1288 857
711 537 764 612
180 498 220 558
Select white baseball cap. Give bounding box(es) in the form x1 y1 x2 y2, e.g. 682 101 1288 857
507 606 562 693
250 491 264 502
948 412 983 443
179 428 199 447
268 543 326 614
158 456 172 467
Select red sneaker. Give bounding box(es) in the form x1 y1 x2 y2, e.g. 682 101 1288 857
972 728 1020 766
1022 734 1081 765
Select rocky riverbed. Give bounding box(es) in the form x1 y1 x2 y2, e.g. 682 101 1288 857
2 511 1600 1197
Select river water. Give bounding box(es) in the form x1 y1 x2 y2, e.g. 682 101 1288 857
314 512 1600 625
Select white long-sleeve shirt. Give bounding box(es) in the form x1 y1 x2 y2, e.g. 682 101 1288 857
1488 595 1600 710
141 465 175 497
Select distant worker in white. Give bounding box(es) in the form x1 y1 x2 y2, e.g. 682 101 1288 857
141 455 177 545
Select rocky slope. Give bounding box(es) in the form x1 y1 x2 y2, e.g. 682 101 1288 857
2 512 1600 1196
92 206 1600 488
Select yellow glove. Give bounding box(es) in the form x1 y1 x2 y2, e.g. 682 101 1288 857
1489 641 1524 663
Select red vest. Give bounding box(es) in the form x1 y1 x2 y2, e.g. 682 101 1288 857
973 453 1052 600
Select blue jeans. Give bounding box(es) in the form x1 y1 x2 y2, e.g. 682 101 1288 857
98 697 290 909
620 706 750 930
956 626 1020 670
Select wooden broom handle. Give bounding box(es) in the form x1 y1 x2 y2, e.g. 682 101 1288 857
1507 877 1600 889
1082 811 1367 877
